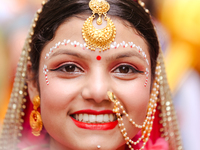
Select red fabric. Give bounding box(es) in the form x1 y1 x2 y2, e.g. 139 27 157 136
150 107 163 143
143 138 169 150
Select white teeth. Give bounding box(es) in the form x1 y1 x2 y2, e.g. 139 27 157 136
89 115 96 123
79 114 83 122
96 115 103 122
74 114 116 123
103 114 109 122
75 114 78 120
83 114 89 122
109 114 114 122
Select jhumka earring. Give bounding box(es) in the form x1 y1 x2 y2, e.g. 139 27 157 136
108 63 161 150
29 95 43 136
82 0 116 52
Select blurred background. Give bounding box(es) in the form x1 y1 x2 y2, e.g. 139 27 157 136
0 0 199 149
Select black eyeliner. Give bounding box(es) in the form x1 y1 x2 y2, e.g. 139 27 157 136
49 64 82 72
129 66 144 74
116 65 144 74
49 65 64 71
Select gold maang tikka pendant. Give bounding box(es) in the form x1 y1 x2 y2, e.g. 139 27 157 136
82 0 116 52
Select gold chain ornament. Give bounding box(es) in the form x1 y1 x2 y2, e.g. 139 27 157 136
30 95 43 136
82 0 116 52
0 0 183 149
107 63 161 150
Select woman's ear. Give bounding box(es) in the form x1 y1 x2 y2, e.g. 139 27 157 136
27 61 39 103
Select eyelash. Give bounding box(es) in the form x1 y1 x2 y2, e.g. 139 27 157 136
50 63 83 73
50 63 144 76
112 64 144 74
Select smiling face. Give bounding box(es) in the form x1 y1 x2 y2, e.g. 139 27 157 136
29 16 151 150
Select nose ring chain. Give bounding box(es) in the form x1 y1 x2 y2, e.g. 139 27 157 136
107 64 161 150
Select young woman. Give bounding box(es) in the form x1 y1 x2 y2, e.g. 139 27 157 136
0 0 182 149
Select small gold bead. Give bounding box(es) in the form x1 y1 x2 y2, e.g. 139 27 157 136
23 98 27 103
140 1 145 7
18 133 22 137
22 105 26 109
34 17 38 22
42 1 46 5
37 8 42 14
21 112 25 116
24 92 27 96
32 23 36 28
145 9 149 13
30 32 34 36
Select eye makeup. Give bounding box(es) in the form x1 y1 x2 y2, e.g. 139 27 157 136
43 65 49 85
43 40 150 86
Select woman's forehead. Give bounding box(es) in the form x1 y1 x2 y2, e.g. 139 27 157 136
41 16 150 66
51 17 147 50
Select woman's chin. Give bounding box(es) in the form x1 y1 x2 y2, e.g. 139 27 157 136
50 128 126 150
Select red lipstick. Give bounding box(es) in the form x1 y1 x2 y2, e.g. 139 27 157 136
70 109 118 130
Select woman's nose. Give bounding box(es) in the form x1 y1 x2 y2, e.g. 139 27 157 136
81 68 110 104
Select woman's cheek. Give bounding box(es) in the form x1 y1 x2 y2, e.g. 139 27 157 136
114 78 150 123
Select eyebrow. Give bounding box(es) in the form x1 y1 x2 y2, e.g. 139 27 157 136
107 50 146 62
48 48 147 63
48 49 89 60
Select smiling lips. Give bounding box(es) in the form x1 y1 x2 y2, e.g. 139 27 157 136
70 110 118 130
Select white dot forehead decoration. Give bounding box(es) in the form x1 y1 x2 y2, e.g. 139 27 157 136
144 68 149 87
45 40 149 64
43 40 150 86
43 65 49 85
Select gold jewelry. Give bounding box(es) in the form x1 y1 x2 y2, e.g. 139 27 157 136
107 63 161 150
82 0 116 52
0 1 183 149
30 95 43 136
138 0 150 14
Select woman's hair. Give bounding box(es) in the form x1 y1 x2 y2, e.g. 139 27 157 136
30 0 159 84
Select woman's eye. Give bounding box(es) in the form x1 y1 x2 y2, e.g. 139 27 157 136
62 65 78 72
50 64 83 73
118 66 131 73
113 65 143 74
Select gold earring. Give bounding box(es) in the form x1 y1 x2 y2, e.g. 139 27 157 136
30 95 43 136
82 0 116 52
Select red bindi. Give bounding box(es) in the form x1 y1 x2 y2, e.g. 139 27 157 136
96 55 101 61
